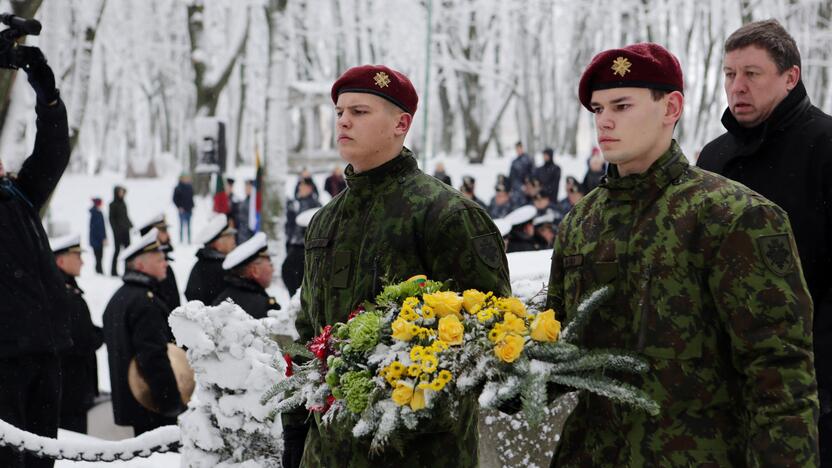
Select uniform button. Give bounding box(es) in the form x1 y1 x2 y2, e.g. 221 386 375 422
147 291 154 299
13 270 22 278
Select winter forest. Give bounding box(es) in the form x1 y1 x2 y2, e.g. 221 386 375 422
2 0 832 235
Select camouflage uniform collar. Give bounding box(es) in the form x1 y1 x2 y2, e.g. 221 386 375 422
601 140 688 201
344 147 417 191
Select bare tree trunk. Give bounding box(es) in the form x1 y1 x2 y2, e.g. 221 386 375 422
264 0 289 242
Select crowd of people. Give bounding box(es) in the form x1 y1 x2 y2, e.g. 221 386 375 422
0 17 828 468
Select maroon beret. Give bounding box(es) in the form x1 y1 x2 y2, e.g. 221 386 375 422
578 42 684 111
331 65 418 115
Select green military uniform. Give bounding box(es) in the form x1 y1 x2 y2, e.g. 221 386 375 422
546 141 819 466
295 147 511 467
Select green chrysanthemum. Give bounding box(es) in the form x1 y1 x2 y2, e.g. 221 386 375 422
348 311 383 352
340 370 374 414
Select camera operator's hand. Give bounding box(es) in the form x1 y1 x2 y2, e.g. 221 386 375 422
18 46 58 105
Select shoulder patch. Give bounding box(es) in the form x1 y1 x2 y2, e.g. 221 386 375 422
757 234 795 276
472 233 502 269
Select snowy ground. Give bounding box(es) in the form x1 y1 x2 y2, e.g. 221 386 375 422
47 150 579 466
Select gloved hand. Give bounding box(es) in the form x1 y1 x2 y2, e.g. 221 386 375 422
18 46 58 105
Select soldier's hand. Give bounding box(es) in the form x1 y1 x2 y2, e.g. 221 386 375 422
19 46 58 105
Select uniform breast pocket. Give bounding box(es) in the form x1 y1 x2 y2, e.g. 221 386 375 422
562 255 618 313
305 238 330 292
638 271 705 361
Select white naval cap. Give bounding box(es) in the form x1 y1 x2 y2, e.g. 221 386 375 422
296 208 320 228
196 214 237 246
222 232 270 271
493 219 512 237
504 205 537 227
50 234 83 255
533 211 556 227
138 212 168 236
120 228 165 263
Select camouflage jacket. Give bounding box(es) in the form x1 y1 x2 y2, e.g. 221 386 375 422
296 147 511 468
547 141 819 467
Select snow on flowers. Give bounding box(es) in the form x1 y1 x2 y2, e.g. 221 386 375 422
262 276 658 452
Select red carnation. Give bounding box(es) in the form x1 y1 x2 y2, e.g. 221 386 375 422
283 353 294 377
307 325 334 361
348 305 365 322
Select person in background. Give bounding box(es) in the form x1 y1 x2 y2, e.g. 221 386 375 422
109 185 132 277
508 141 534 195
554 176 584 218
460 175 486 209
488 183 513 219
185 215 237 305
214 232 281 319
172 174 194 244
234 180 254 245
138 214 181 314
533 147 561 199
293 168 319 200
283 178 321 297
89 197 106 274
50 235 103 434
433 161 452 186
582 147 606 194
324 165 347 198
532 212 557 249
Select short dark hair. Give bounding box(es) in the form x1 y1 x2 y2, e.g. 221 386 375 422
650 89 669 101
725 19 801 73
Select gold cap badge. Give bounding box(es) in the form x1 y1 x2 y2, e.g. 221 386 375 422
373 71 391 88
611 57 632 77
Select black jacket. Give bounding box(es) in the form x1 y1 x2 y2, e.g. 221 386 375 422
59 274 102 411
103 270 184 426
213 275 280 319
533 160 561 198
157 252 181 313
0 100 71 358
285 195 322 246
184 248 227 305
172 182 194 212
108 189 132 245
698 81 832 389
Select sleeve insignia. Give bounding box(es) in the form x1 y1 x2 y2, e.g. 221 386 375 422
611 57 632 77
757 234 795 276
373 71 391 88
472 233 502 269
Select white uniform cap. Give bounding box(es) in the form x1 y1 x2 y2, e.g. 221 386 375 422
196 214 237 246
222 232 269 270
120 228 164 263
50 234 83 255
533 212 556 226
296 208 320 228
138 212 168 236
505 205 537 227
493 219 512 237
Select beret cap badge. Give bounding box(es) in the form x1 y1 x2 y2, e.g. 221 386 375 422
611 57 632 77
373 71 391 88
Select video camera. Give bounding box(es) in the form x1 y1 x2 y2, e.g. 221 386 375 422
0 13 42 69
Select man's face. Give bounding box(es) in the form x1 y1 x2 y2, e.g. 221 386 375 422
723 45 799 128
137 251 168 281
297 182 313 198
56 252 83 277
495 191 509 205
157 228 170 245
591 87 674 175
335 93 408 172
248 257 274 288
533 196 550 210
211 234 236 254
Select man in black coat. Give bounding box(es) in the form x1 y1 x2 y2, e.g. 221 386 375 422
697 20 832 463
185 215 236 304
108 185 132 277
213 232 280 318
508 141 534 194
103 229 186 435
138 214 181 313
282 178 321 297
0 45 71 468
532 147 561 200
50 235 103 434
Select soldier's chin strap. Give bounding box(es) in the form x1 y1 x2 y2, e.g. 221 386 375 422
0 417 180 461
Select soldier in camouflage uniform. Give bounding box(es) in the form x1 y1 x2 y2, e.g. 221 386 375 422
292 64 511 468
546 43 819 466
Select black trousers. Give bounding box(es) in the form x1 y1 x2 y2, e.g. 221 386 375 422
281 245 305 297
0 354 61 468
282 422 309 468
111 238 129 276
92 246 103 274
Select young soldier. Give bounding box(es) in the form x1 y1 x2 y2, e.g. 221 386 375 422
213 232 280 319
50 235 103 434
547 43 818 466
697 20 832 462
185 214 237 304
292 65 510 467
103 228 185 436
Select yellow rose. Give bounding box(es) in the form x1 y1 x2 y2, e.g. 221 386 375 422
437 315 465 346
410 388 426 411
423 291 464 319
391 317 415 341
530 309 561 343
494 334 525 363
502 312 528 334
462 289 487 315
496 297 527 317
391 382 414 406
